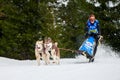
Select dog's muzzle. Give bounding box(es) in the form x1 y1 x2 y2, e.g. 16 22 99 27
36 45 42 50
37 47 41 49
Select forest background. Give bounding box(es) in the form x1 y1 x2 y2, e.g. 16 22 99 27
0 0 119 59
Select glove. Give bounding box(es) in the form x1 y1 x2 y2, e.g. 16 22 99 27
98 35 103 45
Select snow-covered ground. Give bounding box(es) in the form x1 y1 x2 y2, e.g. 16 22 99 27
0 45 120 80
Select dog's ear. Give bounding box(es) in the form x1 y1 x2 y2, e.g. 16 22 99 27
36 41 39 44
54 42 58 46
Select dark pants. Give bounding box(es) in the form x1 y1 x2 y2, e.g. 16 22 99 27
93 35 99 57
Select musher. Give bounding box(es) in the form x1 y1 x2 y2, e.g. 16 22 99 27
85 14 101 61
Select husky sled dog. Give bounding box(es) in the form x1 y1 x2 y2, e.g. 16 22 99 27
51 42 60 64
35 40 45 65
43 37 52 64
44 37 60 64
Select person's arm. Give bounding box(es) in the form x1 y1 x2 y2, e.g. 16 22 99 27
98 25 101 35
85 26 88 33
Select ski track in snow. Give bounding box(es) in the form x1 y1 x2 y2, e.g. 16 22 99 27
0 45 120 80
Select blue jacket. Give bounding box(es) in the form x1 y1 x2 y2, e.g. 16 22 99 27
85 19 101 35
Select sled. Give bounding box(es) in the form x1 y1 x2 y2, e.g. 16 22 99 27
78 36 96 59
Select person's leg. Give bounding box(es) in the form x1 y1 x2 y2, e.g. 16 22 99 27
89 42 98 62
93 35 99 57
93 42 98 57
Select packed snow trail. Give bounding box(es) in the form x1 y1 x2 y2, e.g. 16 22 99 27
0 45 120 80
